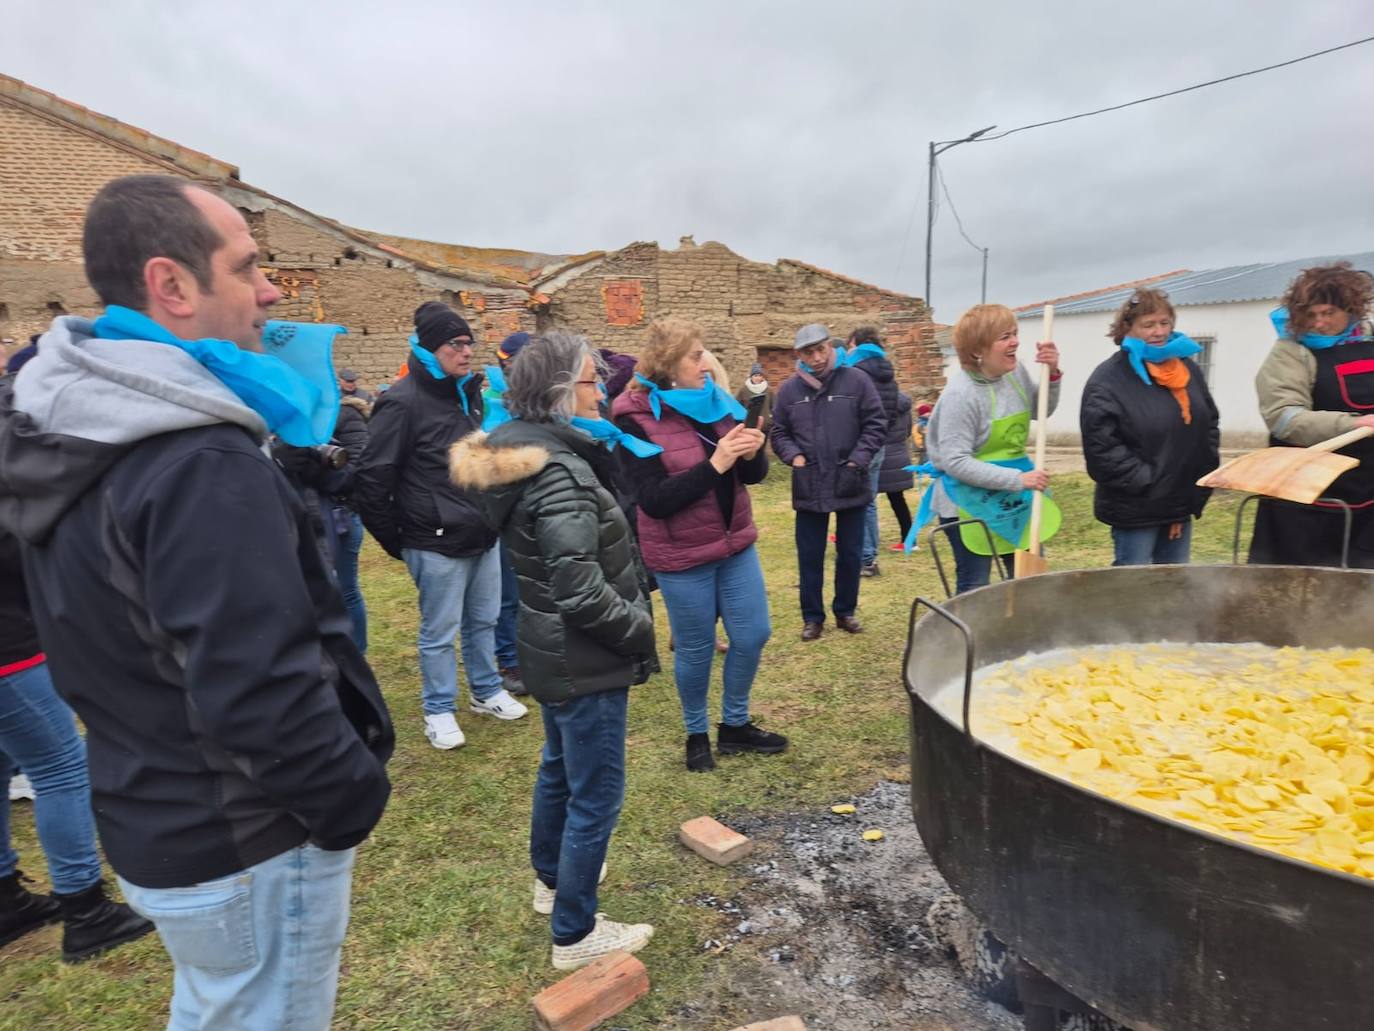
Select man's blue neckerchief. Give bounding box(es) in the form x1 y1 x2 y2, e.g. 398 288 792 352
91 305 343 446
1269 306 1364 351
409 335 474 414
632 373 745 423
1120 331 1203 385
839 342 886 366
569 416 664 457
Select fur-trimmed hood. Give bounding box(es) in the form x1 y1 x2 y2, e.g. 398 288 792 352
449 431 551 492
339 393 373 420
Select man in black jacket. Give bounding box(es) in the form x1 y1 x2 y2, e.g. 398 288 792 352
356 303 528 751
0 175 392 1029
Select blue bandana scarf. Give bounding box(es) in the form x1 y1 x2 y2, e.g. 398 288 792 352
1269 307 1363 351
569 416 664 458
839 342 886 366
409 335 475 414
903 458 1044 555
1120 331 1203 386
481 364 511 431
632 373 745 423
91 306 343 446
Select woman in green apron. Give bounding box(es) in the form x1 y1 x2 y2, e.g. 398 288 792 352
918 304 1062 593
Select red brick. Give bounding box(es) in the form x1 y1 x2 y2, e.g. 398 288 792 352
679 816 753 866
532 951 650 1031
730 1018 807 1031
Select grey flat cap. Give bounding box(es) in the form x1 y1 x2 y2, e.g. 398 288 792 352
793 323 830 350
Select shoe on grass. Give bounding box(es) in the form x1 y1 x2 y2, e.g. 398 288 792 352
717 721 788 755
533 861 608 915
499 665 527 696
8 773 34 802
859 562 881 577
551 913 654 970
889 541 912 553
469 689 529 721
685 732 716 772
424 712 466 750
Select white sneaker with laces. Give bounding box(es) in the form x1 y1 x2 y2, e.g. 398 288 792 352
551 913 654 970
469 689 528 721
533 861 609 915
8 773 35 802
423 713 465 750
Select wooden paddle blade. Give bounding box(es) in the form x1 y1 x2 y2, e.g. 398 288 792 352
1014 548 1049 578
1196 448 1358 504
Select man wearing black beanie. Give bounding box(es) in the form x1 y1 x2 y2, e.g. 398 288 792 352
356 302 529 749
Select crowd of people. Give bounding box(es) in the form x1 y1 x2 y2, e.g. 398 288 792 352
0 172 1371 1028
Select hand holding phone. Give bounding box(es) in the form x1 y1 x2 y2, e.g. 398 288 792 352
744 393 767 429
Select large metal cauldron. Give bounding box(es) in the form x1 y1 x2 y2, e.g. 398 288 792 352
904 564 1374 1031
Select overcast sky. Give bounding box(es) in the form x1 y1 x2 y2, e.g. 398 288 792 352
5 1 1372 322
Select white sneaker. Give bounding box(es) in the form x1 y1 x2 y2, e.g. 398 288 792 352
533 861 609 915
469 689 528 721
551 913 654 970
8 773 35 802
423 713 466 750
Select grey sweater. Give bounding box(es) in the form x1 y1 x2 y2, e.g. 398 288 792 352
925 363 1060 518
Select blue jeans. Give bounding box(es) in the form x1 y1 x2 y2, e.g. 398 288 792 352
530 689 628 945
119 844 355 1031
861 446 887 565
332 509 368 654
1112 520 1193 566
939 516 1014 595
495 541 519 669
796 506 866 624
0 661 102 894
655 546 771 735
402 546 502 715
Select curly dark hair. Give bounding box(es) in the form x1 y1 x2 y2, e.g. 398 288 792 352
1106 288 1176 345
1282 262 1374 336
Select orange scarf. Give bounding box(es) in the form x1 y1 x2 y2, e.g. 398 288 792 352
1146 358 1191 424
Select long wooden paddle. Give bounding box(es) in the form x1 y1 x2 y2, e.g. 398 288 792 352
1196 425 1373 504
1014 304 1054 578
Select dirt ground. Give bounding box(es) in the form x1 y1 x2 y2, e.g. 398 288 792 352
665 780 1025 1030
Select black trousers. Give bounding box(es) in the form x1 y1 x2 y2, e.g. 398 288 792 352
795 506 866 624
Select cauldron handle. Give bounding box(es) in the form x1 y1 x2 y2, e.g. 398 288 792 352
927 518 1005 599
911 597 977 741
1232 493 1354 568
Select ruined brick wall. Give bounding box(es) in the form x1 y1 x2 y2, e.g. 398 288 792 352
541 240 942 399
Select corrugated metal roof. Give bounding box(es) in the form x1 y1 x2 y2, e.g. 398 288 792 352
1018 251 1374 318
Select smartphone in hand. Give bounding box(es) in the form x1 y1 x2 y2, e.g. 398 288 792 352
744 393 767 429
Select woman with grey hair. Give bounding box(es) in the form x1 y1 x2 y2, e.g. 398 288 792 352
450 331 660 971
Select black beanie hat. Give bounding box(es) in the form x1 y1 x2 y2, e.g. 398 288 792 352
414 302 472 352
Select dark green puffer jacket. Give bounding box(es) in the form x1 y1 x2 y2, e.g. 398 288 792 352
450 420 657 703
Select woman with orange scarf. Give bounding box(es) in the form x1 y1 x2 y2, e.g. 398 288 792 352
1079 289 1220 565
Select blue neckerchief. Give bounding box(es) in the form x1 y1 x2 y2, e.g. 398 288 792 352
484 364 507 393
632 373 745 423
840 342 886 366
569 416 664 458
904 457 1038 554
409 335 474 414
1269 306 1363 351
480 364 512 431
91 306 343 446
1120 331 1203 386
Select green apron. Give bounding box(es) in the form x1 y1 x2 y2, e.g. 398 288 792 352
957 377 1063 555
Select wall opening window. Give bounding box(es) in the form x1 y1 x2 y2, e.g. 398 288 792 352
1192 334 1216 383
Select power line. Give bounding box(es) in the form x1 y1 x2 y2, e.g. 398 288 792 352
936 161 983 254
973 34 1374 144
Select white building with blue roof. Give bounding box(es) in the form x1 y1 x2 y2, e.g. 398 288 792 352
1011 251 1374 443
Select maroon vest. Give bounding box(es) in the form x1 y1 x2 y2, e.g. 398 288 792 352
612 390 758 573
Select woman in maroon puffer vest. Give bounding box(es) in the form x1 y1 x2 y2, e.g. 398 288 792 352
611 318 787 772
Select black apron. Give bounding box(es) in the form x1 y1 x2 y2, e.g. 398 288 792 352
1249 336 1374 568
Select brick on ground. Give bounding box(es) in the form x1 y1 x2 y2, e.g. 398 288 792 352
531 950 649 1031
729 1018 808 1031
679 815 754 866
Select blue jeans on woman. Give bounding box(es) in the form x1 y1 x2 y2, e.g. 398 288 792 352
654 546 772 735
938 517 1014 595
119 843 356 1031
860 446 887 566
530 688 628 945
1112 520 1193 566
331 508 368 654
0 661 103 894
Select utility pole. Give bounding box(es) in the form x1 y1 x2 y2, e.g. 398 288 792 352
924 125 995 312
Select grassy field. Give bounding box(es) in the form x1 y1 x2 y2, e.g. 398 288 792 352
0 471 1247 1030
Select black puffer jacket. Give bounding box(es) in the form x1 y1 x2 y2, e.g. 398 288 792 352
450 421 657 703
1080 350 1220 529
851 353 899 435
354 356 495 558
0 528 41 666
877 392 914 494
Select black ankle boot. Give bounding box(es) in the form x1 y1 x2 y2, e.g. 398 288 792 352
0 870 61 948
685 732 716 772
54 880 154 963
717 720 788 755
